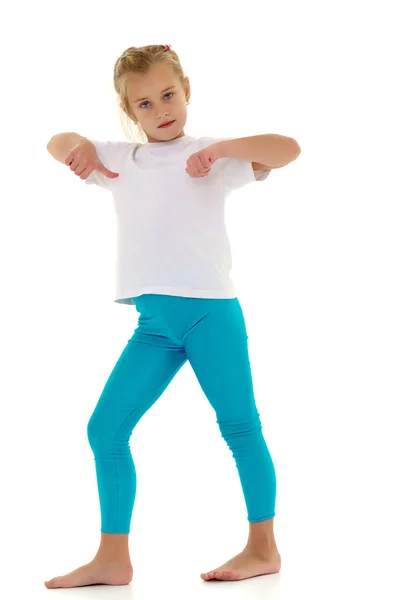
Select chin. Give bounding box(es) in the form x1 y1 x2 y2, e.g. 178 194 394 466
161 130 184 140
148 124 185 143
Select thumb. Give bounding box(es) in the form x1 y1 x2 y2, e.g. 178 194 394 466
96 160 119 179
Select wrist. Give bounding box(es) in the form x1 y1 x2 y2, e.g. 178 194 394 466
211 140 230 160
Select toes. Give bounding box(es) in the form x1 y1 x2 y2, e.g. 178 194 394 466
202 569 241 581
203 570 226 581
201 571 215 581
215 570 239 580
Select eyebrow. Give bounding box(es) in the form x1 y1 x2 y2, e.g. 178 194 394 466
133 86 176 103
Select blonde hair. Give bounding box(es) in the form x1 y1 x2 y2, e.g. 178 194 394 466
113 44 188 144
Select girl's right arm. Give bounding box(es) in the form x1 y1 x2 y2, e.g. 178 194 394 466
46 132 93 163
46 133 120 181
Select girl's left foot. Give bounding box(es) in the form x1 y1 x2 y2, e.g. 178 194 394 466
201 548 281 582
44 559 133 588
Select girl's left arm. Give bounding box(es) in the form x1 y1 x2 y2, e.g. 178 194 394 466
211 134 301 170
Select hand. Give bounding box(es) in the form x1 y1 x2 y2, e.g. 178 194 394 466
65 140 119 180
185 143 222 178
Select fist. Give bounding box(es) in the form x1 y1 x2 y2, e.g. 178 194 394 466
186 144 221 177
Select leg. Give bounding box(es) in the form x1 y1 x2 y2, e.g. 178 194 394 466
86 333 186 536
45 310 187 588
183 298 281 581
247 518 279 557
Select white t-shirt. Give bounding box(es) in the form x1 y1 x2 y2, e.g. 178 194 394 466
85 134 271 306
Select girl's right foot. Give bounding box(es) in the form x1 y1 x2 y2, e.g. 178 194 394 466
44 558 133 588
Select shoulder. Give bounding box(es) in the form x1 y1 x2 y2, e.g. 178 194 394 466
88 139 138 156
88 139 139 171
196 136 231 148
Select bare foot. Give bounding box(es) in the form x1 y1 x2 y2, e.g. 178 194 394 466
201 548 281 582
44 558 133 588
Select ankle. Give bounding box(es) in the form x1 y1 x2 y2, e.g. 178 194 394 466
94 552 132 565
95 548 131 564
245 542 280 560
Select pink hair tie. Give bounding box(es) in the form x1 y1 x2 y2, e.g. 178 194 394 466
165 44 171 52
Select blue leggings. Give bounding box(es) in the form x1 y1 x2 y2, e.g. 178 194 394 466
87 294 276 533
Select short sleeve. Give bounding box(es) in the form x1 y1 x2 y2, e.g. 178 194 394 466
198 136 271 194
84 140 135 190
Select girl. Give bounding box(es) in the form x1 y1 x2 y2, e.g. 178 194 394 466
45 44 300 588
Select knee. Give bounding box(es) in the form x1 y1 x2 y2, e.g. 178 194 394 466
86 412 135 454
218 412 262 441
86 414 104 450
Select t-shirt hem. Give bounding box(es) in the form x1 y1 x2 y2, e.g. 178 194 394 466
114 285 237 305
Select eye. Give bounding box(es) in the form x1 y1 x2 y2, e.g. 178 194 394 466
139 92 174 109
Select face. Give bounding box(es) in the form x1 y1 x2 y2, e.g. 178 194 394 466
125 62 190 143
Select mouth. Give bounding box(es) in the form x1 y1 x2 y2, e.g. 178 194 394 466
158 120 175 128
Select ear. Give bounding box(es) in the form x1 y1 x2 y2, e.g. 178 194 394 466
184 76 191 103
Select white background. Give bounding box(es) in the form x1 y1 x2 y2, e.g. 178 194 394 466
1 0 399 598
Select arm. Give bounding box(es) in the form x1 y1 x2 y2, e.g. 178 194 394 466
46 132 95 163
212 134 301 170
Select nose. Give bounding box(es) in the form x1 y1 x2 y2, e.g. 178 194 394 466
157 110 170 119
154 103 170 118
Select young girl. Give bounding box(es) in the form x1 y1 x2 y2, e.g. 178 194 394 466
45 44 300 588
